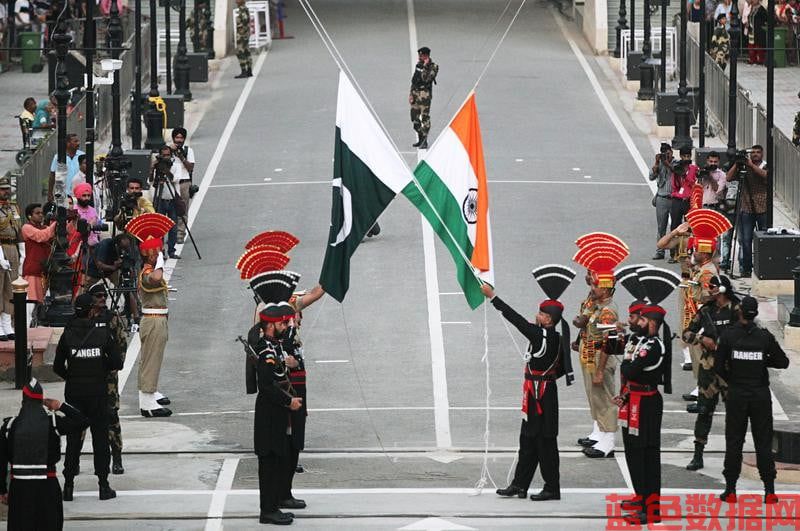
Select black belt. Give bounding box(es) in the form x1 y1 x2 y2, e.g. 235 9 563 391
657 194 671 198
629 383 656 392
0 239 17 244
525 373 556 382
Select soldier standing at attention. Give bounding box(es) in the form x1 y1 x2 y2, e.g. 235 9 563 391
0 177 21 341
235 0 252 78
409 46 439 149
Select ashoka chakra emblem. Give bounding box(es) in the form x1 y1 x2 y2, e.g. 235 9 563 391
462 188 478 224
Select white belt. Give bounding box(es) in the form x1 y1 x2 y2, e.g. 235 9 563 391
142 308 169 315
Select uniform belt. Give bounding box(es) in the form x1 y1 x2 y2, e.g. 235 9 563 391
0 238 16 244
524 373 556 381
628 383 657 393
657 194 671 198
142 308 168 315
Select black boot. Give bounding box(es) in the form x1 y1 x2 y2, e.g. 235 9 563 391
99 477 117 500
62 477 74 502
765 480 778 504
412 132 423 147
234 69 251 79
496 485 527 498
112 450 125 475
720 480 737 503
418 136 428 149
686 443 705 471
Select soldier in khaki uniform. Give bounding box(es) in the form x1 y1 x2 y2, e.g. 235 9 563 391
0 178 21 340
409 46 439 149
572 233 630 458
235 0 252 78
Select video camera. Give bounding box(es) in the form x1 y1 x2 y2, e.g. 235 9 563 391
734 149 752 166
76 218 109 240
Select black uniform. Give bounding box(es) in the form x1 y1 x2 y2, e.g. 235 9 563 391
491 296 564 494
715 321 789 485
684 301 737 444
251 336 295 515
282 328 306 499
53 316 124 480
0 397 89 530
619 335 667 515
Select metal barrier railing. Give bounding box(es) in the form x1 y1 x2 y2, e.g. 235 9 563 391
10 22 151 210
686 30 800 226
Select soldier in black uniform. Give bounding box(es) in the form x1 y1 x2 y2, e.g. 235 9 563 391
53 293 124 502
487 264 576 502
248 302 303 526
682 275 739 471
0 379 89 531
716 296 789 504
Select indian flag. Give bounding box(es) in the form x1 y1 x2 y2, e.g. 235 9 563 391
402 92 494 309
319 71 414 302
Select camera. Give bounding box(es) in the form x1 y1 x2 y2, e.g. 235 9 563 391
173 145 187 159
671 159 689 173
154 153 173 175
735 149 751 166
188 184 199 198
76 218 109 239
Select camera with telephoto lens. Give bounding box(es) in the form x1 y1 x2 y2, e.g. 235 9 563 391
123 191 142 209
735 149 751 166
76 218 109 240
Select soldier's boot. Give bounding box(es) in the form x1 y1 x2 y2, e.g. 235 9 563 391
63 476 74 501
686 443 705 471
720 479 737 503
765 479 778 504
234 68 252 79
418 135 428 149
99 477 117 500
412 132 424 148
112 450 125 475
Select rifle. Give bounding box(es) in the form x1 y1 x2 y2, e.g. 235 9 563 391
236 336 259 394
235 335 259 362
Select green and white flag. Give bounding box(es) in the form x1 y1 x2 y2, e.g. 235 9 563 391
319 71 413 302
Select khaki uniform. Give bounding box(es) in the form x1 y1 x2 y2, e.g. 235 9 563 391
409 61 439 138
681 259 718 379
0 202 21 316
577 297 619 433
235 4 252 72
138 264 168 394
107 312 128 452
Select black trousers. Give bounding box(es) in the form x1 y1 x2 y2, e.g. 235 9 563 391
511 422 560 491
623 436 661 510
280 446 299 500
670 198 690 231
258 451 292 514
63 395 110 478
723 390 776 483
8 477 63 531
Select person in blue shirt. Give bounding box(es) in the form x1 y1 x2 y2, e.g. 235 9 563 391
48 133 84 201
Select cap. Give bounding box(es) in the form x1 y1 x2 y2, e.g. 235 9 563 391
259 302 296 323
741 296 759 317
539 299 565 320
0 177 12 189
74 293 94 317
641 304 667 321
531 264 576 321
628 299 649 315
22 378 43 401
418 46 431 55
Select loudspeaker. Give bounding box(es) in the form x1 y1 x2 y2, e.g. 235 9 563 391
161 95 185 129
627 51 644 81
773 427 800 464
655 90 699 126
754 230 800 280
187 53 209 82
123 149 153 185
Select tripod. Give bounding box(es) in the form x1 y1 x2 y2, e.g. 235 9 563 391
152 173 201 259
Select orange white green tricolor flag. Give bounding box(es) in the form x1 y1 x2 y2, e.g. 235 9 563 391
402 92 494 309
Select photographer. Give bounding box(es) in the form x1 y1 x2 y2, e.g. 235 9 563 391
84 234 140 328
698 151 727 210
725 145 768 278
170 128 196 245
649 143 674 260
150 145 181 259
113 177 155 231
21 203 56 305
668 147 698 263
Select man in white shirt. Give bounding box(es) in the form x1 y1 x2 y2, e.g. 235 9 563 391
168 128 195 245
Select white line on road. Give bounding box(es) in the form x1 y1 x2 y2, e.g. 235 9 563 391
551 11 655 195
117 49 270 396
614 453 634 492
439 292 463 295
408 0 451 450
490 179 647 186
207 179 647 189
315 359 350 363
772 389 790 421
441 321 472 325
204 457 240 531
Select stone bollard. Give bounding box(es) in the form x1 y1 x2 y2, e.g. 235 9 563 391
12 277 29 389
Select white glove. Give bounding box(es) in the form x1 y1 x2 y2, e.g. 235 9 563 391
0 260 10 271
155 252 165 271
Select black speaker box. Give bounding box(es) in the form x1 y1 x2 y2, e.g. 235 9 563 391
627 51 644 81
656 90 699 126
161 95 185 129
774 427 800 464
753 230 800 280
186 52 209 82
123 149 153 185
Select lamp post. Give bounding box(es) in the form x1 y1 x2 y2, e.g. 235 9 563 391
638 0 656 99
698 0 707 147
173 0 192 100
672 0 693 150
104 0 129 182
132 0 143 148
84 0 96 185
726 1 741 162
660 0 667 92
766 0 775 227
164 1 172 94
790 259 800 327
614 0 628 58
145 0 163 150
42 25 76 327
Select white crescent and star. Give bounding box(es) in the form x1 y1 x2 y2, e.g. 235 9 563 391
330 178 353 247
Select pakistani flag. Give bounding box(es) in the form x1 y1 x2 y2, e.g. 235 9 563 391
402 92 494 309
319 72 413 302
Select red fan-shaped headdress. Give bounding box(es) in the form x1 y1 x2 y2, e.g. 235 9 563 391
572 234 629 288
686 208 732 254
245 231 300 253
125 213 175 252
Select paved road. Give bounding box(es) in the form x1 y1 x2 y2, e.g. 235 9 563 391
59 1 800 528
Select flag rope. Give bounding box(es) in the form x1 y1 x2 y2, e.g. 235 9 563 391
472 302 497 494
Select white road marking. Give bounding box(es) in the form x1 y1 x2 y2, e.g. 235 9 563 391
515 158 524 162
315 359 350 363
614 453 634 492
204 457 239 531
572 167 580 171
551 11 655 195
439 292 463 295
408 0 451 450
117 49 270 396
583 175 592 179
400 517 476 531
207 179 649 188
273 168 283 172
772 389 789 421
441 321 472 325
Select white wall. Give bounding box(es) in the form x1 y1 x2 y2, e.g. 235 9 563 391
214 0 237 58
583 0 609 53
